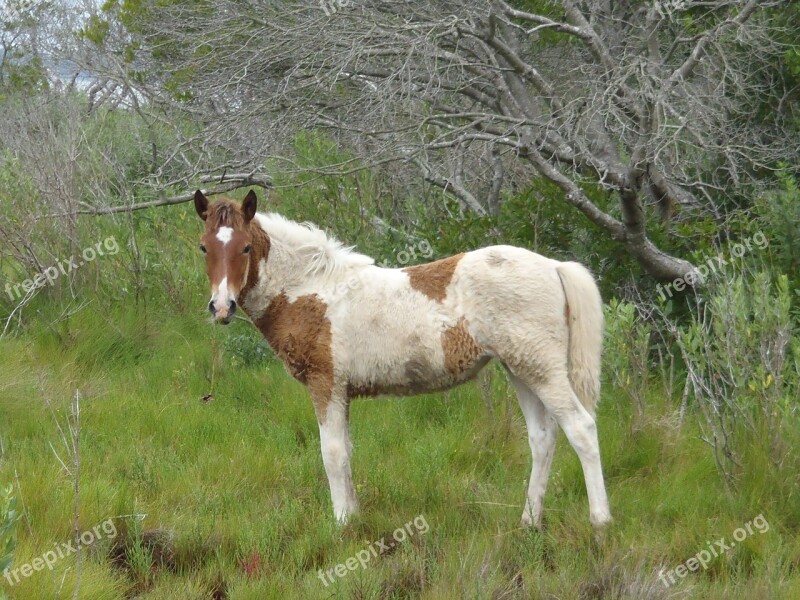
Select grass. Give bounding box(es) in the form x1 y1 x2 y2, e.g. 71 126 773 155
1 301 799 599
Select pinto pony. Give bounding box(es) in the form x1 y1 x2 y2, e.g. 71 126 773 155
194 190 612 528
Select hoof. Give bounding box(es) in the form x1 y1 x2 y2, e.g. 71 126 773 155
520 512 543 530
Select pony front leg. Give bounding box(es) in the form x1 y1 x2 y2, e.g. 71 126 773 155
315 393 359 523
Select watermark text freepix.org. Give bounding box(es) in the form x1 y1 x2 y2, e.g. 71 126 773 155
377 239 434 268
319 0 351 17
659 513 769 588
4 236 119 302
3 518 118 586
657 231 768 301
317 514 429 586
329 239 435 296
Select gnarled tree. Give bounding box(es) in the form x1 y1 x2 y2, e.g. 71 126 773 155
81 0 797 280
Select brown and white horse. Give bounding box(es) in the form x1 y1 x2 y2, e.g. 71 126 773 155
194 190 612 528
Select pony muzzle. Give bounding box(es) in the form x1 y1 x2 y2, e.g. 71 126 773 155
209 298 237 323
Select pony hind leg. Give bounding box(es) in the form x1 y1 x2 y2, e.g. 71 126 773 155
511 368 611 528
541 375 611 527
508 372 557 529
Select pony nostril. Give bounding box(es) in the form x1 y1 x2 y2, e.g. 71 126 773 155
208 301 216 315
229 300 237 316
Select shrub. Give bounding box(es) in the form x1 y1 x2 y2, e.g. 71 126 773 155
673 272 798 489
603 299 653 429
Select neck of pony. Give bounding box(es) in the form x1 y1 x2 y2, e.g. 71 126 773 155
238 213 373 318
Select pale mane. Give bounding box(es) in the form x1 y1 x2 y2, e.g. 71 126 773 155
254 212 374 278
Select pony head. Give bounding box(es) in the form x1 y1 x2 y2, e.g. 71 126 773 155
194 189 258 324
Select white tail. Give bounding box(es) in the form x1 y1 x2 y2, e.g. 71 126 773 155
556 262 604 415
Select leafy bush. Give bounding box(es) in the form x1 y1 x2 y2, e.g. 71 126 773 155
603 299 653 429
756 171 800 291
672 272 799 488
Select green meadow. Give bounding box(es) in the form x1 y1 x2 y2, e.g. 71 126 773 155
1 281 799 598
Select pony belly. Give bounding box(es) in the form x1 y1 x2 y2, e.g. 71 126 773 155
343 325 491 398
344 347 451 397
345 364 484 398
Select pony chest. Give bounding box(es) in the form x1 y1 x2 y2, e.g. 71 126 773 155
254 293 332 384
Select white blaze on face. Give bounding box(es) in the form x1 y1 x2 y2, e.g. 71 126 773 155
213 275 235 318
211 225 236 318
216 226 233 245
216 276 230 302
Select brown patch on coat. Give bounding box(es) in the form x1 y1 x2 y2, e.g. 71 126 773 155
442 317 485 379
253 292 333 419
403 253 464 303
238 221 270 304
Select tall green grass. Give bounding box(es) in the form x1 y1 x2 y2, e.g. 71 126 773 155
1 299 798 599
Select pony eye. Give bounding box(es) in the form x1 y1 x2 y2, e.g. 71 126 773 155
199 244 207 254
243 245 252 255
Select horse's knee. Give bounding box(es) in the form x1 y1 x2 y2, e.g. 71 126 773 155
320 435 349 469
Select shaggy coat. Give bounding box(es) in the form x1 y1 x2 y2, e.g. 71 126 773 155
195 191 611 528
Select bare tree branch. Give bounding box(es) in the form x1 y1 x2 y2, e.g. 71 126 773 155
66 0 796 281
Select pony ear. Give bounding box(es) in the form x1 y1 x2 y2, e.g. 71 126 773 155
194 190 209 221
242 190 258 223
